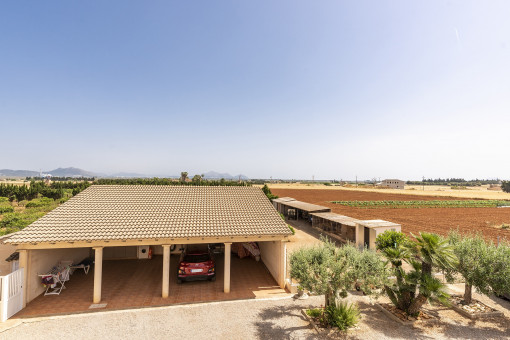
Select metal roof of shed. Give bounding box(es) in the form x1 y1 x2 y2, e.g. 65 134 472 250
278 200 331 213
272 197 296 203
358 219 401 229
310 212 361 227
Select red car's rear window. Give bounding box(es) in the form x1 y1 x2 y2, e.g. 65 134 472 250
183 254 210 263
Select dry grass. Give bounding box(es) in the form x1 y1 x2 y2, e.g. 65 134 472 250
261 183 510 200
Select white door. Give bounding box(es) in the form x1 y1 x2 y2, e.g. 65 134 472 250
0 268 24 322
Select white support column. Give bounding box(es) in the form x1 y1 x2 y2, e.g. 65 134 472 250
162 245 171 298
278 240 286 289
18 249 28 308
224 243 232 293
356 224 364 248
93 247 103 304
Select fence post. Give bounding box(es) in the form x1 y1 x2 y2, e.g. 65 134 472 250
1 276 8 322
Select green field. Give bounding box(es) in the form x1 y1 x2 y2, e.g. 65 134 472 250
330 200 510 208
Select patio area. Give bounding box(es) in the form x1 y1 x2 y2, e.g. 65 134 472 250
15 254 288 318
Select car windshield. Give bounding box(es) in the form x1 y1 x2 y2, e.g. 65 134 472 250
183 254 210 263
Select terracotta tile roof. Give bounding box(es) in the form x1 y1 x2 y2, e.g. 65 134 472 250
5 186 292 244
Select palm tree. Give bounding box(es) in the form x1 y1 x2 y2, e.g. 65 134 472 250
381 232 457 316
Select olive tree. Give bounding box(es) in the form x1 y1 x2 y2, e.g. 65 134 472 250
448 232 493 304
488 240 510 297
449 232 510 304
290 238 388 307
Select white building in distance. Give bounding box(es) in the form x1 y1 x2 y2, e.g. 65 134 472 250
381 179 405 189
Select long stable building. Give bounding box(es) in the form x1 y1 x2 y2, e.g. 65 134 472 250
272 197 331 220
274 197 401 249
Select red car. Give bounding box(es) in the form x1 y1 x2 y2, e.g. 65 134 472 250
177 251 216 283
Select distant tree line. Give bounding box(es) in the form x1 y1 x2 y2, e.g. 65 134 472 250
26 176 96 181
0 180 91 201
94 177 252 186
406 178 500 187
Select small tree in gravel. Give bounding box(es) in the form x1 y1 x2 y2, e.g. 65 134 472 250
290 237 388 308
448 232 510 304
448 232 492 304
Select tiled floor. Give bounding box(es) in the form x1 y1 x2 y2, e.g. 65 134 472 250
15 254 287 318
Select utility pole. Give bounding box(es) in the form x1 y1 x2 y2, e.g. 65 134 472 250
356 175 358 187
422 176 425 191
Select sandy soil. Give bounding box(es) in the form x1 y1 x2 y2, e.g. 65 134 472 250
264 183 510 200
271 188 510 242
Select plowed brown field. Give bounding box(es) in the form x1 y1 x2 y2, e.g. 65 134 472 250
271 188 510 242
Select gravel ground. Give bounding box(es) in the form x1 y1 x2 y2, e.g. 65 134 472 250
2 289 510 340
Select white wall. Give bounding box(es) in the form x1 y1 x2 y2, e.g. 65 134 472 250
26 248 90 303
259 241 281 285
103 246 137 259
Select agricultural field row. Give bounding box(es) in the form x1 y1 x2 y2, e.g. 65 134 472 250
331 200 510 208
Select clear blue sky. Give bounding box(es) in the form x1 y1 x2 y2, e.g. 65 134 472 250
1 1 509 180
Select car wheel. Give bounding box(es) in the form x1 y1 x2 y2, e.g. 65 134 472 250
177 279 182 284
210 276 216 282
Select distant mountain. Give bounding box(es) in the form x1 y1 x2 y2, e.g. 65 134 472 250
0 167 250 180
46 167 97 177
202 171 249 180
0 169 40 177
0 167 98 178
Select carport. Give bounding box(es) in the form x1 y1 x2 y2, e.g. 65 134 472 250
14 252 285 317
4 186 292 317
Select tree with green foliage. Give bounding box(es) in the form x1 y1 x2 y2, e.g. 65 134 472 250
180 172 188 183
488 241 510 297
375 230 409 251
262 184 278 200
448 232 493 304
290 238 388 307
502 181 510 193
449 232 510 304
191 174 203 185
378 231 457 316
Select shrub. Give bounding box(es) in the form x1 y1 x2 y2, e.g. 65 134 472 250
25 197 54 208
262 184 278 200
306 308 323 318
375 230 409 251
288 225 296 235
326 302 360 331
0 205 14 214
